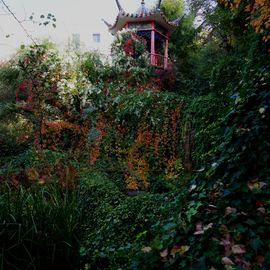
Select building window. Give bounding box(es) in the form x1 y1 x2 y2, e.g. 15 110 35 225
93 33 101 43
72 33 80 49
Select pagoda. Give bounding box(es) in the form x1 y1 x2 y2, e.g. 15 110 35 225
103 0 180 69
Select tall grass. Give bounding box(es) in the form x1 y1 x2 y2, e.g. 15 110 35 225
0 183 82 270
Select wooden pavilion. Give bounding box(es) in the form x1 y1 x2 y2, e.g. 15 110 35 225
103 0 180 69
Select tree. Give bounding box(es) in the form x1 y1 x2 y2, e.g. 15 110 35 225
219 0 270 50
160 0 185 20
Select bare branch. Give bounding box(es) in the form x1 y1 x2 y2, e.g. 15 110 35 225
0 0 36 44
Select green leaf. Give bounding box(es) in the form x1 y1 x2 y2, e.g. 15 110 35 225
250 238 262 252
245 219 256 226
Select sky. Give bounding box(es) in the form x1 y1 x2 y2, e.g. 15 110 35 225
0 0 158 60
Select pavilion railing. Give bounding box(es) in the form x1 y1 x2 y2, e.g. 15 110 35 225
149 53 169 69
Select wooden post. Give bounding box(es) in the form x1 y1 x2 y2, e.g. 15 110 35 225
164 31 168 69
151 21 156 65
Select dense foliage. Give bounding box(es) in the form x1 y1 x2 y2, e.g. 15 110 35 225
0 0 269 269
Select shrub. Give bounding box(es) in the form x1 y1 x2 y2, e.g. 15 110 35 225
80 191 182 270
78 169 126 232
0 183 83 270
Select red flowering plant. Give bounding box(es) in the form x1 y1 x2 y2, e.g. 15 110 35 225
112 30 146 54
110 30 152 85
122 34 146 58
15 79 34 110
16 44 62 148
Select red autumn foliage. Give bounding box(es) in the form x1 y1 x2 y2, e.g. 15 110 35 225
16 80 34 108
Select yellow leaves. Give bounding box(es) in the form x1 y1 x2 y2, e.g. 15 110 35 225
125 143 150 190
256 0 267 6
171 245 190 257
125 176 139 190
159 245 190 261
224 2 228 8
233 0 241 9
263 35 270 42
165 158 176 179
248 178 267 191
25 168 39 181
259 107 266 114
247 0 270 42
245 4 252 12
222 0 270 46
165 158 184 179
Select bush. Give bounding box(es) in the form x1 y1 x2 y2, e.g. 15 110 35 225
79 169 126 232
80 191 182 270
0 183 83 270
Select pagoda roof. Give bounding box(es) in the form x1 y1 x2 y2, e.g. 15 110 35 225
107 1 179 35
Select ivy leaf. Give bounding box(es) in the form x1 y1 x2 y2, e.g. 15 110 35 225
160 248 168 258
225 206 237 216
250 238 262 252
259 107 265 114
88 127 100 141
141 246 152 253
232 244 246 254
221 257 235 266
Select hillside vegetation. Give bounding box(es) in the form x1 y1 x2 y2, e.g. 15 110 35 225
0 0 269 269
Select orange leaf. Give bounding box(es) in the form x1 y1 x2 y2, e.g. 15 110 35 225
171 245 190 257
25 168 39 181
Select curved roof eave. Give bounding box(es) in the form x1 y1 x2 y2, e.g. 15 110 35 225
109 12 178 35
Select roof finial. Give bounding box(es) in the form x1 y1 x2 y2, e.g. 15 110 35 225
101 18 112 27
157 0 162 9
170 15 184 26
115 0 124 11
